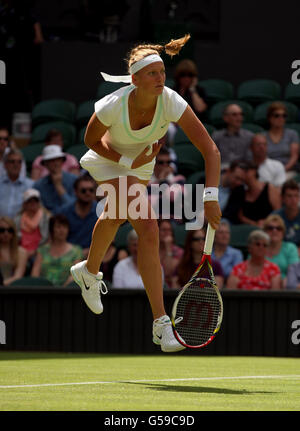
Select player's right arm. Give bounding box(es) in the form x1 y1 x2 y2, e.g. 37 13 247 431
84 113 162 168
84 113 121 163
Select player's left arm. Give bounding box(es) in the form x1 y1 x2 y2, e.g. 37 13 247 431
177 106 220 188
177 106 222 229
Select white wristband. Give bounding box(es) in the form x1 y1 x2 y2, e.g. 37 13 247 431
119 155 133 169
203 187 219 202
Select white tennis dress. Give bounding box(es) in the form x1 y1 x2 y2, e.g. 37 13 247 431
80 84 188 181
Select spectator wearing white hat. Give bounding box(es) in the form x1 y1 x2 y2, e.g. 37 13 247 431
14 188 50 258
0 149 33 218
33 145 77 213
31 129 80 180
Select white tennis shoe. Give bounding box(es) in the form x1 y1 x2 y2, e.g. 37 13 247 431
70 260 108 314
153 315 186 353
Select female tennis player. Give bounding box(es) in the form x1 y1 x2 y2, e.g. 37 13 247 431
70 34 222 352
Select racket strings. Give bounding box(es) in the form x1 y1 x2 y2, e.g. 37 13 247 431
174 277 222 346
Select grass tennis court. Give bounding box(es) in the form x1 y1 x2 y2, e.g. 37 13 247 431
0 352 299 411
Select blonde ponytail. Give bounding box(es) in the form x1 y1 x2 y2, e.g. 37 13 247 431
127 34 191 71
164 34 191 57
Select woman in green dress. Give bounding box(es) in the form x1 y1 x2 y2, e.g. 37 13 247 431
31 214 83 286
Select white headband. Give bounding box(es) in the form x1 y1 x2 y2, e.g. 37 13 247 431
100 54 163 84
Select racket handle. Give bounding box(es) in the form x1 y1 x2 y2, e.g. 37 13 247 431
204 223 215 255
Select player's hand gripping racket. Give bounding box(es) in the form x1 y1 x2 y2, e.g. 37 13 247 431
171 224 223 349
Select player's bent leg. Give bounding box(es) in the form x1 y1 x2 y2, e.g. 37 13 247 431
71 216 124 314
86 178 127 275
128 211 185 352
70 260 108 314
71 177 126 314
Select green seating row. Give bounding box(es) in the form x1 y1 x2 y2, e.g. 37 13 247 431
30 79 300 129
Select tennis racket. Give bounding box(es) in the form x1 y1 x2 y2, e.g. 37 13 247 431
171 224 223 349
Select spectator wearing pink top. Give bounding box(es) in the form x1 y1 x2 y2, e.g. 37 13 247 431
14 188 50 259
31 129 80 180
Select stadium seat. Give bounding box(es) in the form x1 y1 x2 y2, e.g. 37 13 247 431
77 126 86 145
173 127 190 145
237 79 281 105
10 277 54 287
241 123 265 133
202 123 216 136
208 100 254 128
165 78 175 89
287 123 300 136
292 173 300 183
67 144 86 161
76 100 97 128
96 82 127 99
284 82 300 106
32 99 76 127
173 143 205 177
198 79 234 105
21 142 45 171
114 222 133 249
253 101 299 128
229 224 260 252
186 171 206 188
31 121 76 148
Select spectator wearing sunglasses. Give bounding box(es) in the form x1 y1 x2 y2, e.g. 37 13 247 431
55 174 99 257
173 59 208 120
227 230 281 290
167 59 208 145
273 180 300 248
0 216 28 286
263 102 300 177
0 149 34 219
263 214 299 287
212 104 254 170
0 126 27 178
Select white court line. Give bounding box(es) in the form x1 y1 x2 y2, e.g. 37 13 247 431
0 375 300 389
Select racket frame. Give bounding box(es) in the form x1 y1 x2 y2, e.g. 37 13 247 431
171 224 224 349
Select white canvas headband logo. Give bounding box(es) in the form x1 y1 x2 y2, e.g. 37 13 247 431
100 54 163 84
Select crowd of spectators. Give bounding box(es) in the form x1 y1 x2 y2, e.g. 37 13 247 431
1 125 300 289
1 58 300 291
